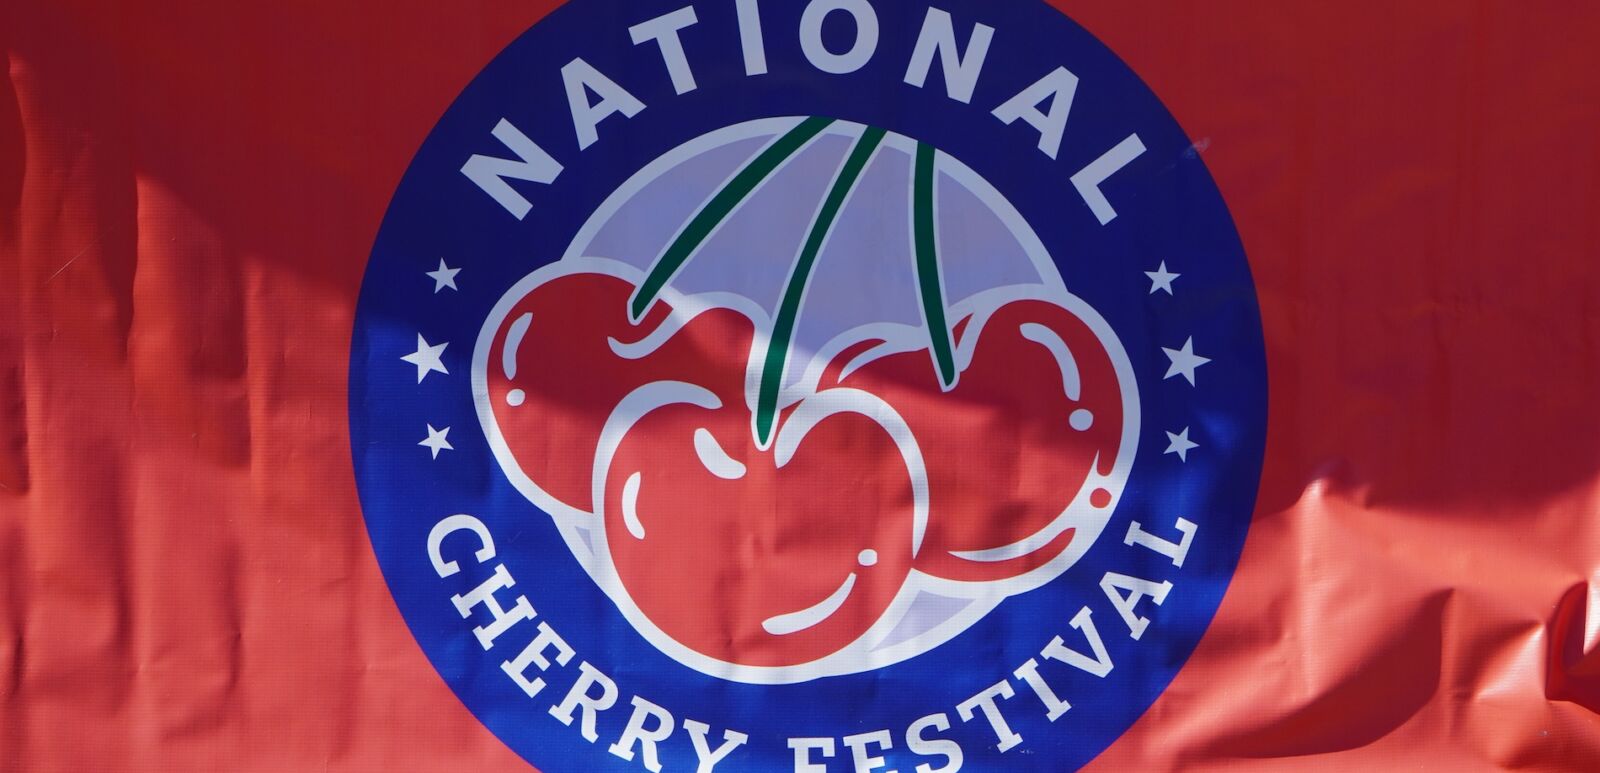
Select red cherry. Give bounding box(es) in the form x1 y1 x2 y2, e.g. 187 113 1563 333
485 270 752 513
596 387 921 669
833 297 1127 583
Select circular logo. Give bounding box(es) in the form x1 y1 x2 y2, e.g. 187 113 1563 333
352 1 1266 771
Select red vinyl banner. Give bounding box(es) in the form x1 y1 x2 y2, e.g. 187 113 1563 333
2 1 1598 771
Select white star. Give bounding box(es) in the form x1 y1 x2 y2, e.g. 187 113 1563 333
419 424 454 459
401 334 449 383
1165 427 1198 462
1145 261 1180 295
1162 337 1210 386
427 259 461 293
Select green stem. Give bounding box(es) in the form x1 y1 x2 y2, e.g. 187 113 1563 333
631 116 835 321
755 126 889 445
914 142 958 389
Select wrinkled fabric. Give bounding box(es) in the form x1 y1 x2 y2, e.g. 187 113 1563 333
1 1 1597 771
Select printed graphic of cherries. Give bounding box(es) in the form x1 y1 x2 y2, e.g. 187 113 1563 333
478 118 1134 674
485 269 752 512
595 380 923 668
833 297 1126 583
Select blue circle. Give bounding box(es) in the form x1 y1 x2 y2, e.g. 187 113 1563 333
351 1 1267 770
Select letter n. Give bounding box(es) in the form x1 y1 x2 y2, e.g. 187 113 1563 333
461 118 564 220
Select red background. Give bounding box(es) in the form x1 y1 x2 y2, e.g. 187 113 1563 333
3 1 1598 769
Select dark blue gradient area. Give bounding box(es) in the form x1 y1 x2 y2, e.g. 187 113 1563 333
350 1 1266 770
